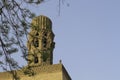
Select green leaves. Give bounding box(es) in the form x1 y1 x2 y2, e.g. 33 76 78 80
0 51 2 57
21 20 27 27
25 0 44 4
0 61 3 65
23 66 35 76
0 7 2 15
36 0 44 4
29 13 36 18
6 48 18 54
0 0 44 80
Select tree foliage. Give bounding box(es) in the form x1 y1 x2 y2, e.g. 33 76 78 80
0 0 44 80
0 0 68 80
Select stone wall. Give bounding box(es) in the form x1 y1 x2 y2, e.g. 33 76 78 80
0 64 71 80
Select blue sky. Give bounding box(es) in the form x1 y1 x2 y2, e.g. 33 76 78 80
29 0 120 80
33 0 120 80
1 0 120 80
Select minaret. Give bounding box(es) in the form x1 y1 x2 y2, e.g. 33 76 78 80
27 15 55 66
0 15 72 80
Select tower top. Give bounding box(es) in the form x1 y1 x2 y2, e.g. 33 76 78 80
27 15 55 66
31 15 52 31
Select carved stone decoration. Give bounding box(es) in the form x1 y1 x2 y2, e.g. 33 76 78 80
27 15 55 66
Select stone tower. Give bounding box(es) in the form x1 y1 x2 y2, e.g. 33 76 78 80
0 15 71 80
27 15 55 66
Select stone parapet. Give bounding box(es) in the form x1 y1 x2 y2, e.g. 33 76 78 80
0 64 71 80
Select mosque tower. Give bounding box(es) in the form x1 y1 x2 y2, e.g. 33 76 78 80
27 15 55 66
0 15 71 80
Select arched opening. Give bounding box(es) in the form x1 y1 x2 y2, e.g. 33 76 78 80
34 56 38 63
43 37 47 48
36 32 39 36
42 32 47 48
33 38 39 47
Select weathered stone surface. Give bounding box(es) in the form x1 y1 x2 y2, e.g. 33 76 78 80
27 15 55 66
0 64 71 80
0 15 71 80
